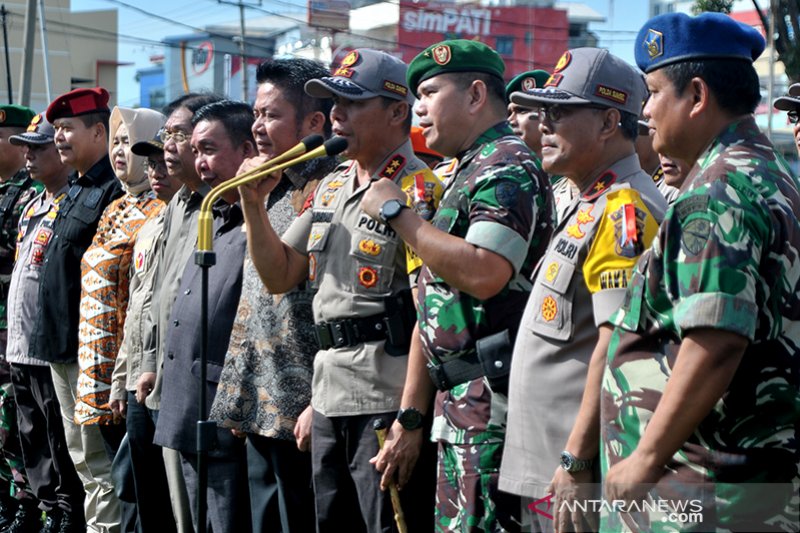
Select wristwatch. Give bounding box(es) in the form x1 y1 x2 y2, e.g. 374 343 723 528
396 407 424 430
378 199 408 225
560 451 593 473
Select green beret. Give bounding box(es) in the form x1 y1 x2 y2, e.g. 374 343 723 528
0 104 36 128
407 39 505 96
505 70 551 102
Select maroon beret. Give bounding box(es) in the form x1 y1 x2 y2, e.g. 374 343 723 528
46 87 110 122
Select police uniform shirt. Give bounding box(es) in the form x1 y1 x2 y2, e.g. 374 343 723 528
500 153 667 499
282 140 429 417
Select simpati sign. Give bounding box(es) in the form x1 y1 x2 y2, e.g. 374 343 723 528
402 8 492 35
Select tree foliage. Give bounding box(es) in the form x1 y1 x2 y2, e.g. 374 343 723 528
692 0 734 14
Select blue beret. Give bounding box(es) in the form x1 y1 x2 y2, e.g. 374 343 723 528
635 12 765 73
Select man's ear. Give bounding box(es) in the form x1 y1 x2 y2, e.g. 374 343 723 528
688 77 710 119
304 111 327 135
467 79 488 114
388 101 409 127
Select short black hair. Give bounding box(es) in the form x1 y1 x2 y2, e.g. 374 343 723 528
78 111 110 132
163 92 224 118
450 72 507 106
256 58 333 137
661 59 761 116
191 100 255 148
619 111 639 141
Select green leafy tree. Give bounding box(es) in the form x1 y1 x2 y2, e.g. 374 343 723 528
692 0 733 13
752 0 800 82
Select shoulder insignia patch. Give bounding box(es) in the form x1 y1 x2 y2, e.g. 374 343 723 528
379 155 406 179
582 170 617 201
680 217 711 256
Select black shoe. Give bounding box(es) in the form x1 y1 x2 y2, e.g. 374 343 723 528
0 500 42 533
0 497 17 531
55 512 82 533
37 511 59 533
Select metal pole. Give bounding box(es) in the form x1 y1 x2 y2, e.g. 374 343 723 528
766 0 776 141
18 0 36 106
239 0 247 102
1 5 13 103
37 0 51 103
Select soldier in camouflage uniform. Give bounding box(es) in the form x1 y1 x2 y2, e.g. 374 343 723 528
602 12 800 531
0 105 42 529
364 40 553 532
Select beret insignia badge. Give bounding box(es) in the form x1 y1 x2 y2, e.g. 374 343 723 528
432 45 451 66
644 29 664 59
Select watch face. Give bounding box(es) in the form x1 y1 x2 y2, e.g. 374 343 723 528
398 408 423 430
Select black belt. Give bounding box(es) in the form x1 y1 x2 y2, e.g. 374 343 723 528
314 314 388 350
426 330 513 393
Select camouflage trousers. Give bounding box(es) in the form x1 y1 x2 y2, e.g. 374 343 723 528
436 441 521 533
0 363 32 501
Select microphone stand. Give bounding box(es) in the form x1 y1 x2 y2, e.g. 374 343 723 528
192 135 345 533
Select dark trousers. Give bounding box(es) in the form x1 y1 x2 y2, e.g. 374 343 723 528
311 410 435 533
246 433 315 533
9 363 84 515
180 429 251 533
125 391 176 533
97 423 137 533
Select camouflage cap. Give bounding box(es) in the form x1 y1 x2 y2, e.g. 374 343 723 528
505 70 551 102
635 12 765 73
407 39 505 96
305 49 411 102
510 48 646 116
0 104 36 128
9 113 55 145
131 130 165 157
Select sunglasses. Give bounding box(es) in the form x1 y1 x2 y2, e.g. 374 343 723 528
788 110 799 125
538 104 610 123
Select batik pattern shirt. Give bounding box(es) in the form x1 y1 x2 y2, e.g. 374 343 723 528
74 190 161 425
418 122 554 445
601 117 800 531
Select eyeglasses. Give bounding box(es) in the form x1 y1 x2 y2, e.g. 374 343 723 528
159 129 189 144
146 159 167 171
538 104 610 123
789 110 799 125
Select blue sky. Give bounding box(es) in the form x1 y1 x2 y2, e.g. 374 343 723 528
72 0 651 106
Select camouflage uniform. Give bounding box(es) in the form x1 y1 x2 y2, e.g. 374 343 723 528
601 117 800 532
418 123 553 532
0 169 41 502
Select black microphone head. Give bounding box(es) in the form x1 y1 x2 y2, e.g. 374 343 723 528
324 136 348 156
301 134 324 151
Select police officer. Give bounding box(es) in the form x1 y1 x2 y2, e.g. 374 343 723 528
601 12 800 531
497 48 667 533
363 40 554 532
0 104 43 531
245 48 440 532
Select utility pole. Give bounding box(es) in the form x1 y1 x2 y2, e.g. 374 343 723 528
18 0 36 106
218 0 261 103
37 0 51 103
1 5 13 103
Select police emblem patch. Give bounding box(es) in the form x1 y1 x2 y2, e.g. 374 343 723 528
553 51 572 73
358 266 378 288
541 295 558 322
566 223 585 240
341 50 360 67
545 262 559 283
644 29 664 60
358 239 382 256
432 45 451 65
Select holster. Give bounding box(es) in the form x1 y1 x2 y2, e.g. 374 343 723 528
426 329 513 394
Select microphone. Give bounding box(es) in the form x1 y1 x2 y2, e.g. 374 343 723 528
197 136 348 251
